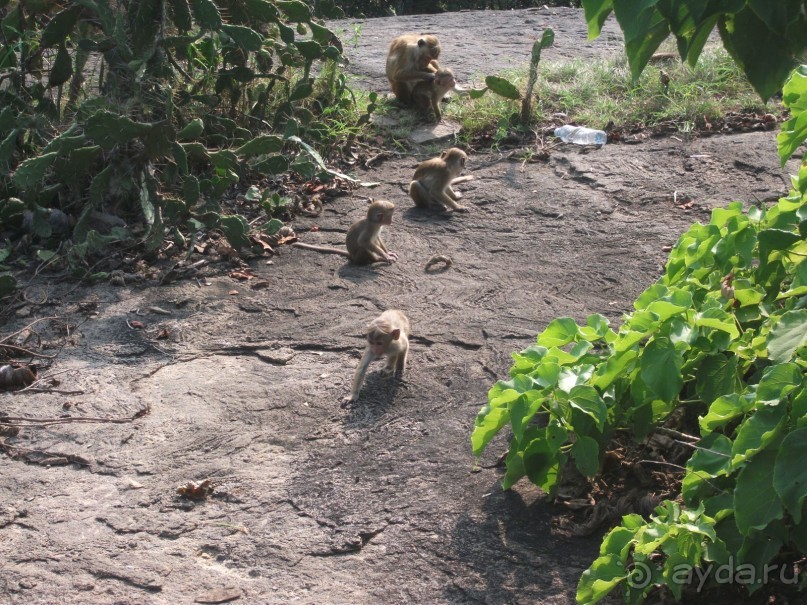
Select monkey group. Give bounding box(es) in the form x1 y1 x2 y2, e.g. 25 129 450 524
292 33 475 403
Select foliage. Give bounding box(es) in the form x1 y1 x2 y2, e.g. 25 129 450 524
472 4 807 599
520 29 554 124
582 0 807 101
0 0 351 293
474 130 806 602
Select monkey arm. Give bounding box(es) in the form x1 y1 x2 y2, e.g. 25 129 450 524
395 69 437 83
347 351 374 402
430 186 466 211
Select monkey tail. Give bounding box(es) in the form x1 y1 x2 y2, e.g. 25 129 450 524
292 242 351 257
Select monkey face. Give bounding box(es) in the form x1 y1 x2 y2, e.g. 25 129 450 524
369 337 388 357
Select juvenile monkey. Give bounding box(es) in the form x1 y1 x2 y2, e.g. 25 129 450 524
293 199 399 265
408 147 474 212
345 310 410 403
386 34 441 105
411 67 456 121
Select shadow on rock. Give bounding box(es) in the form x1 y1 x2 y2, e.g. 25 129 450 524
443 479 600 604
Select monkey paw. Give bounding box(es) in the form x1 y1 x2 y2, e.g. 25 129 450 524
381 367 395 376
453 205 469 212
386 251 399 262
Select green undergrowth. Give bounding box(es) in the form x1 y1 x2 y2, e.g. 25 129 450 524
449 46 771 140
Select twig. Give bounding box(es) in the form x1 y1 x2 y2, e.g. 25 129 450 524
1 407 150 427
0 316 62 343
652 426 699 442
0 343 58 359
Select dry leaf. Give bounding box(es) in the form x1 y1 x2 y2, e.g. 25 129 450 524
130 320 145 329
0 364 37 389
177 479 214 501
228 269 254 281
228 290 239 296
250 281 271 290
194 587 241 603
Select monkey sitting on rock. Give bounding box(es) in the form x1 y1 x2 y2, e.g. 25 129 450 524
293 200 399 265
409 148 474 212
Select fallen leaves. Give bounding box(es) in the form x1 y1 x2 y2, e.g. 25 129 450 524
177 479 214 501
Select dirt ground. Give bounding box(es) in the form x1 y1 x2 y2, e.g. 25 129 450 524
0 7 800 605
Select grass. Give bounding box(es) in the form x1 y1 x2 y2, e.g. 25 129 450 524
444 45 773 141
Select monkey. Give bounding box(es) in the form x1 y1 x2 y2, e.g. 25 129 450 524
385 34 441 105
344 310 410 403
411 67 456 122
292 199 399 265
408 147 474 212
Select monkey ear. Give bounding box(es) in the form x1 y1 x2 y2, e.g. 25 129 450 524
417 38 426 47
440 150 448 159
391 329 401 340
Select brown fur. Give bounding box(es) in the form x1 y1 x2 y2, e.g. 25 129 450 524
345 310 411 403
386 34 441 104
293 200 398 265
408 148 473 212
411 67 455 121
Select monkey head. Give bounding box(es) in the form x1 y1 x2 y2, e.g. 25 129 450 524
417 35 441 65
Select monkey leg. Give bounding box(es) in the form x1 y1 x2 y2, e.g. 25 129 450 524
408 180 433 208
431 188 466 211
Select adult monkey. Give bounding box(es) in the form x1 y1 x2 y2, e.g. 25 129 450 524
386 34 441 105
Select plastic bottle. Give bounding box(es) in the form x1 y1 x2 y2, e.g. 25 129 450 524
553 125 607 146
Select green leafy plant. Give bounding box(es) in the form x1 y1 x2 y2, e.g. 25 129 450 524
520 28 554 123
0 0 352 286
473 2 807 602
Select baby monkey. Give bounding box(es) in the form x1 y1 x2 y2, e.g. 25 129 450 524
409 147 473 212
344 310 410 403
293 199 398 265
411 67 456 122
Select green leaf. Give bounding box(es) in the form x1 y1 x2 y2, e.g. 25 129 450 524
178 118 204 141
85 111 151 149
572 436 600 477
758 228 802 266
699 393 756 433
190 0 222 29
755 362 802 403
168 0 193 31
47 41 73 87
612 1 670 82
774 428 807 524
695 354 740 405
718 6 796 101
731 404 786 467
777 66 807 164
640 338 683 403
12 152 58 189
235 135 283 157
484 76 521 100
472 402 512 455
277 0 311 22
767 310 807 362
252 155 289 175
734 448 784 535
582 0 613 39
40 5 81 48
0 274 16 298
219 215 251 250
568 385 607 432
0 128 18 165
289 80 314 101
683 433 733 504
221 24 263 51
295 40 323 61
538 317 580 347
244 0 279 22
577 553 626 605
